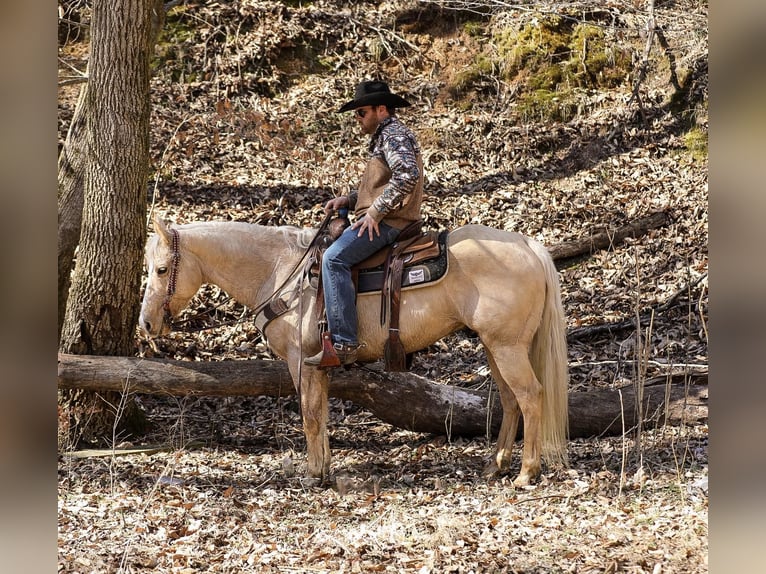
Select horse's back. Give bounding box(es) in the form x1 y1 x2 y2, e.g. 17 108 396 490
446 225 546 280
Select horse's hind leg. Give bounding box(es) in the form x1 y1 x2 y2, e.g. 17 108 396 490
484 344 543 487
482 350 521 478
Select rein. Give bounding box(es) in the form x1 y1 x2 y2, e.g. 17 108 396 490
249 211 333 320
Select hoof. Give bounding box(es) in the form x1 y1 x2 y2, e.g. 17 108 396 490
512 468 540 487
299 477 322 488
481 461 501 479
512 474 532 487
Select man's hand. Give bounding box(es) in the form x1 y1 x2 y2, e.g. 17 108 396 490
351 213 380 240
324 196 350 214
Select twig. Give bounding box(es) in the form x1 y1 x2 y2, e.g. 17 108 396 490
368 23 422 54
58 56 88 78
655 27 680 91
513 492 581 504
657 272 707 312
567 271 708 341
632 249 647 468
445 384 455 443
147 113 198 228
567 359 707 375
697 280 708 342
58 77 89 87
618 389 626 498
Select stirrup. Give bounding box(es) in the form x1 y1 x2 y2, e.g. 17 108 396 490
303 332 358 369
305 331 341 369
304 335 360 370
332 342 359 366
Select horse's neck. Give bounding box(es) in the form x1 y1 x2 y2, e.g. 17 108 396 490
185 222 310 308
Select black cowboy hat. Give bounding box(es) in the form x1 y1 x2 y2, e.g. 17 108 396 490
338 80 412 112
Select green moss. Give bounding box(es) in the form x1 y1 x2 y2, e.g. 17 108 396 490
157 5 196 47
495 16 572 80
462 20 486 38
528 64 563 91
683 127 708 161
495 18 631 91
446 54 495 98
567 24 632 88
152 6 199 79
517 89 578 123
482 15 635 120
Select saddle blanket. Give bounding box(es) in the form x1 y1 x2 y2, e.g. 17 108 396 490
357 230 449 293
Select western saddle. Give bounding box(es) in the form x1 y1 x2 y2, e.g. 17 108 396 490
313 216 441 371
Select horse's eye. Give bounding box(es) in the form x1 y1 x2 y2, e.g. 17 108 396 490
157 266 168 275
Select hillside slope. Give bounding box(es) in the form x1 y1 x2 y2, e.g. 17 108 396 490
58 2 708 572
67 0 706 390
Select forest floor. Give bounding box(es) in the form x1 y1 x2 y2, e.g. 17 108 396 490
58 1 708 572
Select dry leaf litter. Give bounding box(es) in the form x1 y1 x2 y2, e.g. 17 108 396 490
58 1 707 572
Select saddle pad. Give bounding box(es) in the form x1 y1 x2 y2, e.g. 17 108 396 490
357 230 449 294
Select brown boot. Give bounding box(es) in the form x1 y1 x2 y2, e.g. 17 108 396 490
303 343 359 367
333 343 359 365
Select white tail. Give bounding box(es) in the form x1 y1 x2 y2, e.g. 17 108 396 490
528 238 569 466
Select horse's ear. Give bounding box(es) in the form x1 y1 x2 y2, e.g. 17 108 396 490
152 213 172 243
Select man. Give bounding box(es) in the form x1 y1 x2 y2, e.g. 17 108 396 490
304 80 425 367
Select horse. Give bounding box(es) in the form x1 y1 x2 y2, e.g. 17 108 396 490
139 214 569 486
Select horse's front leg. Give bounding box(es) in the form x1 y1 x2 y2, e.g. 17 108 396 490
289 361 331 480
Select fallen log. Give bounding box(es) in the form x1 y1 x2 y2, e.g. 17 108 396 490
58 353 707 439
551 210 671 268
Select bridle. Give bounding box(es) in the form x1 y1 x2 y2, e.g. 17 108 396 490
161 227 181 329
157 226 246 333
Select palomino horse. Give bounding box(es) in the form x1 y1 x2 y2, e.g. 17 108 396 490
139 215 569 486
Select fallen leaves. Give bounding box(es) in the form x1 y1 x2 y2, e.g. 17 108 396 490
58 0 707 571
58 419 708 572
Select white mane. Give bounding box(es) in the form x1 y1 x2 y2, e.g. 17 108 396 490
170 220 318 255
278 225 316 252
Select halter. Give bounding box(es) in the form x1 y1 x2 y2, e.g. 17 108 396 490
161 227 181 328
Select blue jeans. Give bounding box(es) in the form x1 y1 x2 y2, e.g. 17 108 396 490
322 222 401 345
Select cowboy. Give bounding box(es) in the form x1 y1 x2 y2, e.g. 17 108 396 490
304 80 425 367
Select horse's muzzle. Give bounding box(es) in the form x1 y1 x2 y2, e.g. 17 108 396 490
138 315 167 338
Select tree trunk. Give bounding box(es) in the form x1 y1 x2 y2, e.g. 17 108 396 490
58 0 159 448
58 354 708 439
58 82 89 339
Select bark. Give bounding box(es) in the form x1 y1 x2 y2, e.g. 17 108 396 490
59 0 154 355
58 82 89 339
58 354 708 439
